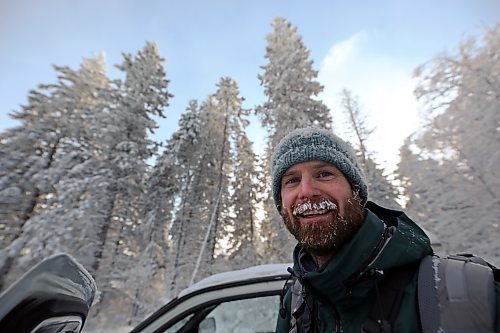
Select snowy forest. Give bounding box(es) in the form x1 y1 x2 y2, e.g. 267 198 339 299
0 17 499 331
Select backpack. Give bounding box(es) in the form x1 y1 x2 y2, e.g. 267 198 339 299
287 253 499 333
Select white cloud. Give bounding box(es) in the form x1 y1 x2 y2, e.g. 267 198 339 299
319 32 420 173
321 32 366 72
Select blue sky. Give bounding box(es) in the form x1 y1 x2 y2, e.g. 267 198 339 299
1 0 498 170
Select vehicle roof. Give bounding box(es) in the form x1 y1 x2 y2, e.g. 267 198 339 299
178 263 292 298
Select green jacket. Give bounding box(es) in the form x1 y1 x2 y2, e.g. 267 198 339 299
276 202 433 333
277 202 500 332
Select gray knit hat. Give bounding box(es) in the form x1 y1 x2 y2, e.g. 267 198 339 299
271 127 368 211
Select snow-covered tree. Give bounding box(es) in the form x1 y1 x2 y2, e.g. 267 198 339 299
158 100 207 297
189 77 256 283
224 109 261 268
88 42 172 328
0 42 172 330
164 77 258 295
398 24 500 265
0 54 115 289
133 99 202 317
171 94 232 290
257 16 332 151
340 89 400 208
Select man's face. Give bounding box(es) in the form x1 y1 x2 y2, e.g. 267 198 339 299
280 160 365 256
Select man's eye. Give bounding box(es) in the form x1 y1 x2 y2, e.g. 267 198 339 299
318 171 333 178
285 177 300 185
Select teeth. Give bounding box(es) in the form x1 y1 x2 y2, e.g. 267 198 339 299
302 209 328 216
293 200 337 216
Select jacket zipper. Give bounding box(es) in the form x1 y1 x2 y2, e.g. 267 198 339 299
331 303 342 333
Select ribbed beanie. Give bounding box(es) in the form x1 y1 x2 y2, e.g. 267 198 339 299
271 127 368 211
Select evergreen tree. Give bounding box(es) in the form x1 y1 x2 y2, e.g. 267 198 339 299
224 103 261 268
0 55 115 289
141 99 202 309
166 77 256 295
89 42 172 328
0 43 173 328
257 16 332 151
188 77 249 284
165 92 225 296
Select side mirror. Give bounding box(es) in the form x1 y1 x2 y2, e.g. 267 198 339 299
0 253 97 333
199 317 216 333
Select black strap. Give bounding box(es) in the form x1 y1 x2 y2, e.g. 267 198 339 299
417 255 440 333
291 282 317 333
362 261 419 333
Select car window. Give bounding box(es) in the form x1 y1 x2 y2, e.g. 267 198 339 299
163 295 280 333
198 295 279 333
163 313 195 333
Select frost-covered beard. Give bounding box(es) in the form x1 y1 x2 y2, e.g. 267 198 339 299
281 196 365 257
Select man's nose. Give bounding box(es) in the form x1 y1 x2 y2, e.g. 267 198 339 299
298 175 320 199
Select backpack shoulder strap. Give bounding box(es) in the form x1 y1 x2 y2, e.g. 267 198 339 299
417 255 440 333
288 278 318 333
418 253 497 333
289 279 301 333
362 261 420 333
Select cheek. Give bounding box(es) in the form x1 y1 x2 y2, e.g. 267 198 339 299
279 203 292 218
280 191 294 210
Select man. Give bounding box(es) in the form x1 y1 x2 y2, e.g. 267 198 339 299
272 127 499 333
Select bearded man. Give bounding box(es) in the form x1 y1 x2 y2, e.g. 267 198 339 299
272 127 434 333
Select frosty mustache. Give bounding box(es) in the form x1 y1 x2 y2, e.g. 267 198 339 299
292 199 337 216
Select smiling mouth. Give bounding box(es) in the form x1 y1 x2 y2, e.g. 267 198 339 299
300 209 331 217
292 199 337 217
